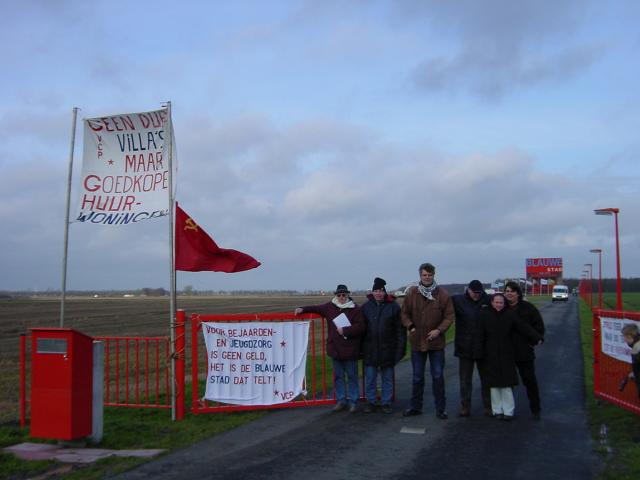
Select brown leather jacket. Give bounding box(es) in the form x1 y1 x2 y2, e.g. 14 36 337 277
401 286 454 351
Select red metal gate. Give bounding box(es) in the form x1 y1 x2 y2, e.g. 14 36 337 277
592 308 640 415
190 312 337 413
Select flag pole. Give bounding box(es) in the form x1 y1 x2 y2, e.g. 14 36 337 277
166 101 177 421
60 107 79 328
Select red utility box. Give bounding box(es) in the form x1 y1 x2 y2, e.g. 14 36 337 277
30 328 94 440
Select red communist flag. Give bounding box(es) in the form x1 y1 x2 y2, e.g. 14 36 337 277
175 205 261 273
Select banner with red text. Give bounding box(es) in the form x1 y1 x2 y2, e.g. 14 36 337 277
201 321 310 406
600 316 640 363
75 109 172 225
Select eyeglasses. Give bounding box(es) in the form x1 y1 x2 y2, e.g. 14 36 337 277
336 293 348 298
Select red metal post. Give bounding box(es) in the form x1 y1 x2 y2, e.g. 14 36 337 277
191 314 200 413
310 317 316 399
165 339 170 407
598 251 603 309
145 339 150 404
135 338 140 404
595 208 623 310
175 310 186 420
592 311 601 397
115 339 120 403
614 211 623 310
105 340 110 403
321 317 327 398
155 339 160 405
20 334 26 428
584 264 593 309
125 339 130 404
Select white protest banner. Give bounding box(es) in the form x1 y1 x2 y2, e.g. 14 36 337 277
202 321 310 406
75 109 171 225
600 316 640 363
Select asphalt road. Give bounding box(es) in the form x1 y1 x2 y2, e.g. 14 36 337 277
115 297 600 480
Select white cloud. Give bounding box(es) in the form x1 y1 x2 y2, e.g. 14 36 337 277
1 1 639 292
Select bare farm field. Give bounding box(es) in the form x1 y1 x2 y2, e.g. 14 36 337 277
0 294 362 424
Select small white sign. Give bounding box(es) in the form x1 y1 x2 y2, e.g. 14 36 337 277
600 316 639 363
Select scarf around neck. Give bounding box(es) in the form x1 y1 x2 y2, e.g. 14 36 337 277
332 297 355 309
418 281 438 300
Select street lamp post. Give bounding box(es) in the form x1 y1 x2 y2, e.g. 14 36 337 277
589 249 603 309
584 263 593 308
594 208 623 310
579 273 589 301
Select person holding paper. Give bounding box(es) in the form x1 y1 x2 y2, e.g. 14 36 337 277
295 284 365 413
361 277 406 414
402 262 455 419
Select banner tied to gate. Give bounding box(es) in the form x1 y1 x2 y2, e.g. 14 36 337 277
76 109 171 225
600 316 640 363
202 321 310 406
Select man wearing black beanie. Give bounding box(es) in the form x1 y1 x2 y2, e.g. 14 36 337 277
361 277 406 413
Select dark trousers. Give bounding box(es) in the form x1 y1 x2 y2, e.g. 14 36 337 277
410 350 445 413
458 357 491 409
516 360 541 413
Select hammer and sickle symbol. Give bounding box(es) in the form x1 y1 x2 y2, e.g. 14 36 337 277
185 218 199 232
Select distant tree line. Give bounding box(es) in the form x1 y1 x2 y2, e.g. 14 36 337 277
2 278 640 299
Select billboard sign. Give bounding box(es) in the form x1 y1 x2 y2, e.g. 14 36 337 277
526 257 563 278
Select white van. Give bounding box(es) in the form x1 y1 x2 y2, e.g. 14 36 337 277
552 285 569 302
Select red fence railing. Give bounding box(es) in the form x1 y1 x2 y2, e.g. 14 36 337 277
20 309 390 424
95 335 171 409
592 308 640 415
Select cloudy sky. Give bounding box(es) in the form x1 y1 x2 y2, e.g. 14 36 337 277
1 0 639 292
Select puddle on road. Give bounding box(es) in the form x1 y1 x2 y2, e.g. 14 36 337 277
400 426 426 434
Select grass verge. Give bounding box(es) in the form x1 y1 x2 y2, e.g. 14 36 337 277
579 293 640 479
0 406 265 479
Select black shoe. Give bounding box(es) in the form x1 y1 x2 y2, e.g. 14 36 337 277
494 413 504 420
363 403 376 413
403 408 422 417
502 415 514 422
532 412 541 421
436 411 448 420
381 405 393 414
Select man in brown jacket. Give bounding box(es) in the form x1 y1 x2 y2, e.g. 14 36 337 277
401 262 455 419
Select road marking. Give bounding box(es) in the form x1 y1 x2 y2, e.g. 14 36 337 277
400 427 426 435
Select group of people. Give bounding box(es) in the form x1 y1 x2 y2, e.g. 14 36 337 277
294 262 546 420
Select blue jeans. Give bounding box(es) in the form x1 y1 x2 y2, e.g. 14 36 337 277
365 366 394 405
410 350 446 412
333 359 359 405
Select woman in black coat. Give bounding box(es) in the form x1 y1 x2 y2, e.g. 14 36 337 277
480 293 542 420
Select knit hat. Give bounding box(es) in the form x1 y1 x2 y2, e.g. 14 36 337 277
334 284 350 294
468 280 484 293
372 277 387 291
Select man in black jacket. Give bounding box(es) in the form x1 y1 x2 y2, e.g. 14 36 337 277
504 281 545 420
452 280 491 417
361 277 406 414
